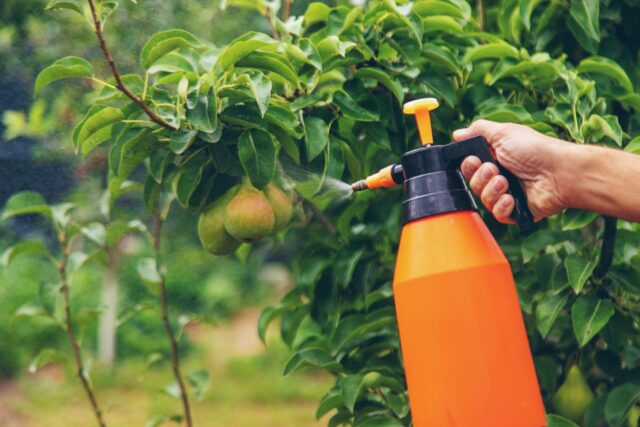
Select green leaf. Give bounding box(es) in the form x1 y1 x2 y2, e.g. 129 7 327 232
357 415 404 427
422 45 461 77
109 128 157 180
137 258 161 286
140 29 203 69
413 0 470 21
546 414 580 427
187 369 211 401
45 0 85 15
171 150 208 207
1 241 52 268
341 374 365 413
463 43 519 64
479 104 533 124
2 191 52 220
581 114 623 146
237 129 277 189
286 38 322 70
422 16 464 35
565 254 597 294
215 32 274 72
186 84 218 133
236 71 272 117
604 384 640 427
578 56 634 93
354 68 404 104
304 2 331 25
257 306 285 343
169 130 198 154
568 0 600 53
303 116 330 162
520 0 541 30
572 296 615 347
34 56 93 96
236 51 299 86
75 107 124 155
334 91 379 122
316 36 357 62
562 209 598 230
624 136 640 154
29 348 67 374
535 293 568 338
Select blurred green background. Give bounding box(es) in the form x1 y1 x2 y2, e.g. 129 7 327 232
0 1 332 425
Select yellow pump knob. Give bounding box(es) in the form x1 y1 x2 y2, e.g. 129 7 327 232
403 98 439 145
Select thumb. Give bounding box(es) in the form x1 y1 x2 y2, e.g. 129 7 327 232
453 119 504 144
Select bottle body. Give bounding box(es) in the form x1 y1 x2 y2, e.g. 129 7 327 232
393 211 546 427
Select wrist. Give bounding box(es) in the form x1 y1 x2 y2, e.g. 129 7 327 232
555 143 600 211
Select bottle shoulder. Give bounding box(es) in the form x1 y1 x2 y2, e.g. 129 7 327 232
393 211 509 284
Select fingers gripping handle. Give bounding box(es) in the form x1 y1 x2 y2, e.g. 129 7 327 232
444 136 535 234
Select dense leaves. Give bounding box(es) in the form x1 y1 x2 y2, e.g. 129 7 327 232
33 0 640 425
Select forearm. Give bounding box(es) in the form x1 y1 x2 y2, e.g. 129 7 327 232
560 144 640 222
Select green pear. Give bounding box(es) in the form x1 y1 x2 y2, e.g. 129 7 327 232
552 364 594 424
197 186 241 255
224 182 275 243
264 183 293 232
628 405 640 427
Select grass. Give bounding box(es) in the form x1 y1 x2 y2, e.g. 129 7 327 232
2 314 333 427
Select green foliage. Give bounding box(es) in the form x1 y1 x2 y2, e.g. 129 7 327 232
23 0 640 425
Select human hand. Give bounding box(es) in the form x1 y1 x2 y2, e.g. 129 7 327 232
453 120 571 223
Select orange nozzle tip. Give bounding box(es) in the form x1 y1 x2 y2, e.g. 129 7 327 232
365 165 397 189
403 98 439 114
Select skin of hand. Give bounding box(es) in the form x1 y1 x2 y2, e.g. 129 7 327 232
452 120 574 223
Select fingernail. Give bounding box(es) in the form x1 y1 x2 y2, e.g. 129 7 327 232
481 165 493 179
453 128 467 138
492 178 504 191
501 197 511 207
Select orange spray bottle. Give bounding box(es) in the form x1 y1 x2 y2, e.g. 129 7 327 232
352 98 546 427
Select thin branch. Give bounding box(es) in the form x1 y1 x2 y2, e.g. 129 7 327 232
283 0 292 21
153 215 193 427
58 233 107 427
302 198 336 236
86 0 176 131
477 0 486 32
593 216 617 279
265 6 280 40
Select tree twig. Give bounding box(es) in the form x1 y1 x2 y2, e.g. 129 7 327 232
58 232 107 427
86 0 176 131
283 0 292 21
302 199 336 236
593 216 617 279
265 5 280 40
153 215 193 427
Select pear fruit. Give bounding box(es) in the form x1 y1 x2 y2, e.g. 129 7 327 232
628 405 640 427
198 186 241 255
224 182 275 243
264 183 293 232
552 364 594 424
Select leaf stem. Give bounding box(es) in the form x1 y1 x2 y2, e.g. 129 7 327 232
57 232 107 427
476 0 486 31
152 214 193 427
85 0 176 131
90 77 117 90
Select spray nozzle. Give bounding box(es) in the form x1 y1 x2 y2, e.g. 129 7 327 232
351 98 440 192
351 164 404 192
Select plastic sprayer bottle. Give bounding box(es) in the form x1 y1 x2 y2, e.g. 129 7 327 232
351 98 546 427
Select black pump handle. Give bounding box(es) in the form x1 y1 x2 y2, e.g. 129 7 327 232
443 136 535 234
